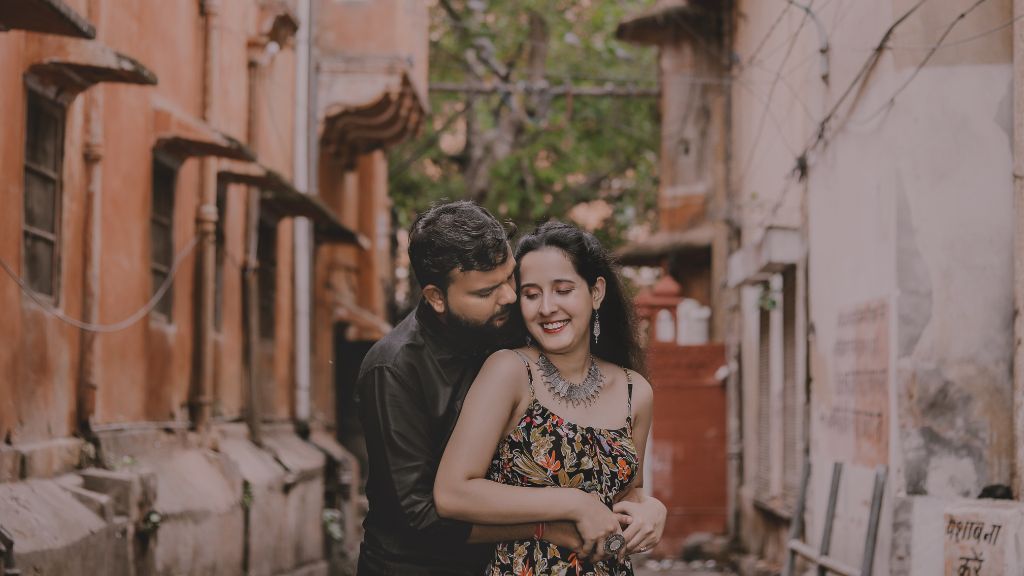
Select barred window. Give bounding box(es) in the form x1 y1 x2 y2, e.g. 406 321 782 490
23 89 65 298
151 154 178 319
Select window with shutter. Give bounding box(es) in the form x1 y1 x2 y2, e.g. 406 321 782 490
23 89 65 299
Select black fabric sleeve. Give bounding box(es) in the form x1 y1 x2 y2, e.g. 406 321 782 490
358 364 473 544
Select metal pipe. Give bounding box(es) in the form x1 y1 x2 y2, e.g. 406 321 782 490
293 0 313 426
817 462 843 576
244 190 263 446
1012 0 1024 501
194 0 221 432
77 0 104 436
787 540 858 576
244 33 263 446
859 466 888 576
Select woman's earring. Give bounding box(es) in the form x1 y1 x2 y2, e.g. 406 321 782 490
526 334 533 348
592 311 601 344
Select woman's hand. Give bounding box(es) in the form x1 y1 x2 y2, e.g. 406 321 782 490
569 490 627 562
612 496 666 554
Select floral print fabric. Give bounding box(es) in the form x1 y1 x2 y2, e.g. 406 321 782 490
484 387 638 576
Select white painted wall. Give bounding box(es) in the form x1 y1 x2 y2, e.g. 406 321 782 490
732 1 1015 573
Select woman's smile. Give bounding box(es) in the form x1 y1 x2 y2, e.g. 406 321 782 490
540 319 570 334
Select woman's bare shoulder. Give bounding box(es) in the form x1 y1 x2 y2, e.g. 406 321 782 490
595 359 653 403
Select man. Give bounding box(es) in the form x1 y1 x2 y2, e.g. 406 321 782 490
355 201 663 575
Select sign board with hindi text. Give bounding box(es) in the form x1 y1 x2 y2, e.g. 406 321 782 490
943 501 1024 575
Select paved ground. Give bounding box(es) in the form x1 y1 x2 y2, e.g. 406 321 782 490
632 555 733 576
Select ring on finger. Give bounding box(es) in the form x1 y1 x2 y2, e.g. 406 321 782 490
604 534 626 555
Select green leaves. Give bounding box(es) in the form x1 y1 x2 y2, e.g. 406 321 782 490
390 0 660 245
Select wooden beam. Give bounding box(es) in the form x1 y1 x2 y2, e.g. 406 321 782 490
429 81 661 98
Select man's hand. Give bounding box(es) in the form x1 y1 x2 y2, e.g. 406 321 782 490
612 496 666 554
542 521 582 550
570 490 625 562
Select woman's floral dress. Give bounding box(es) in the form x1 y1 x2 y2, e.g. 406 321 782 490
485 352 638 576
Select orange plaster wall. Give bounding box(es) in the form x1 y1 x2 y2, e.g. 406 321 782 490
96 0 204 425
0 33 26 442
1 0 302 439
0 31 90 443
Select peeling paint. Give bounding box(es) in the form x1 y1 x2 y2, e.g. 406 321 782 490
896 187 932 359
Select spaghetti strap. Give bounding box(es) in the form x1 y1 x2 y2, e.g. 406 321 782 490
512 350 536 399
624 368 633 427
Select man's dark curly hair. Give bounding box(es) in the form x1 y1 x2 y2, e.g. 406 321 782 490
408 200 511 292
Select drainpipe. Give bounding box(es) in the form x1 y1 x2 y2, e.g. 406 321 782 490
244 186 263 446
722 0 742 542
293 0 313 428
78 0 104 437
194 0 221 433
1012 0 1024 498
244 41 264 447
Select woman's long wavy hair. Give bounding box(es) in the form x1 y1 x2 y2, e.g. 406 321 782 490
514 221 645 375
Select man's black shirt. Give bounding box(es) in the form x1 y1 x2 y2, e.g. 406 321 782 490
355 302 494 575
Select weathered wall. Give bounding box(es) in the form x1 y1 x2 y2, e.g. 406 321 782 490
0 0 303 432
732 0 1016 573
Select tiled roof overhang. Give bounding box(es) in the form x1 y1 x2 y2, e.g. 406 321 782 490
27 38 156 100
616 0 721 46
152 98 254 162
320 71 424 169
218 165 369 248
0 0 95 38
615 223 715 266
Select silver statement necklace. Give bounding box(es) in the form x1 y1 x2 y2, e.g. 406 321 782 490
536 352 605 407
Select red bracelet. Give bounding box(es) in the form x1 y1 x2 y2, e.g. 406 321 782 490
534 522 545 540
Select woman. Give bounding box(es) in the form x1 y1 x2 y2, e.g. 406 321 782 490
435 221 660 575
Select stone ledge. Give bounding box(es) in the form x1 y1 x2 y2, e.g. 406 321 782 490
283 559 329 576
0 445 20 482
262 429 325 483
79 467 156 520
61 483 114 521
16 437 83 479
93 423 191 463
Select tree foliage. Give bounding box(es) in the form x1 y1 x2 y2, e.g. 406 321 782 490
389 0 660 248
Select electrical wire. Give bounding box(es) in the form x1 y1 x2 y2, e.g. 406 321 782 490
749 0 931 232
0 235 201 333
740 3 794 71
847 0 995 127
736 1 815 187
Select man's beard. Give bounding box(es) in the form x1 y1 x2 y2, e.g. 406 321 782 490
444 304 521 351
